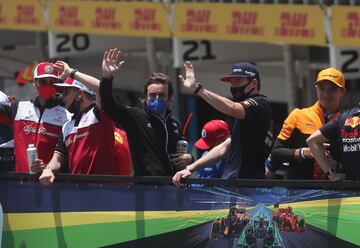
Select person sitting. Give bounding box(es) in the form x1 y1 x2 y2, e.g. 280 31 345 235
195 119 230 179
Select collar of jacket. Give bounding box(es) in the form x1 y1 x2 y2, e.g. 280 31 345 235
145 107 172 120
32 96 63 110
72 103 96 121
312 101 340 123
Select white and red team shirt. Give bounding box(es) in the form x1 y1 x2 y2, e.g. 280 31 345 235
0 98 71 172
56 104 116 175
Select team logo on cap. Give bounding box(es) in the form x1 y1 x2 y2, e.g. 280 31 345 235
44 65 54 73
201 129 207 138
73 81 83 88
233 68 256 77
321 74 339 79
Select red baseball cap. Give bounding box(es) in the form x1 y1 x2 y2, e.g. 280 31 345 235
195 120 230 150
55 77 96 96
33 62 59 79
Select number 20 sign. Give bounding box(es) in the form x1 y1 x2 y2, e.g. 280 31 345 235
48 32 146 58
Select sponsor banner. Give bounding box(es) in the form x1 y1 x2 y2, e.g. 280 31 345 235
49 1 171 38
173 3 326 46
122 2 171 38
332 6 360 47
270 5 326 45
0 0 46 31
1 180 360 247
173 3 224 40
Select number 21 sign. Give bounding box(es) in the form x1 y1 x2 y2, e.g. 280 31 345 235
330 46 360 79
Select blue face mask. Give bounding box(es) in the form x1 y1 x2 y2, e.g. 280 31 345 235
147 98 167 116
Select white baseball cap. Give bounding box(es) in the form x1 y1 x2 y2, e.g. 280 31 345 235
55 77 95 96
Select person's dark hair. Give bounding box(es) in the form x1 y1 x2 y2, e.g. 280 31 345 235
139 72 173 103
246 62 260 91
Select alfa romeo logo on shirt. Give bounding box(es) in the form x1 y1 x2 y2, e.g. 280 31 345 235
44 65 54 73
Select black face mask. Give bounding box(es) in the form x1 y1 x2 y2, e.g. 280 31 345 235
67 99 81 114
230 81 254 102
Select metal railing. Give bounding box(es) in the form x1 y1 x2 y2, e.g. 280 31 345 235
1 172 360 189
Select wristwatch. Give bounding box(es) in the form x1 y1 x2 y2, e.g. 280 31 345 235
325 168 335 177
193 83 203 95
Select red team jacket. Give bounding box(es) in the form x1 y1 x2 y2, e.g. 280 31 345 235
58 105 118 174
1 99 71 172
113 128 132 175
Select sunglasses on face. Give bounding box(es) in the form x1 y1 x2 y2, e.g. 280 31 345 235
37 78 59 85
56 87 75 98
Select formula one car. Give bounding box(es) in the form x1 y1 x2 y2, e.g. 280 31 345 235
237 211 283 248
272 206 306 232
210 206 249 239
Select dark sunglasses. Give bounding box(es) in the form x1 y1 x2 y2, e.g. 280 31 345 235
56 87 73 97
38 78 59 85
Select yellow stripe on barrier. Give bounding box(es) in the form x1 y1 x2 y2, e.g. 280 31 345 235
4 209 228 231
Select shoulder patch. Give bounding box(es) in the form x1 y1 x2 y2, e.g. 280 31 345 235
242 98 258 109
114 131 124 144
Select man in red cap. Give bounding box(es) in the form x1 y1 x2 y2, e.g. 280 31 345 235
195 120 230 179
173 61 273 186
0 62 71 173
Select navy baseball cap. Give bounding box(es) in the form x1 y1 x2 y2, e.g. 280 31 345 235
220 62 260 82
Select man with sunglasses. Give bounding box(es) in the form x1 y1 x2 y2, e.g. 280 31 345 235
0 62 71 173
38 73 132 185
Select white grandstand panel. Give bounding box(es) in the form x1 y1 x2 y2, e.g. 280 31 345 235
48 32 149 58
330 46 360 79
173 39 308 68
